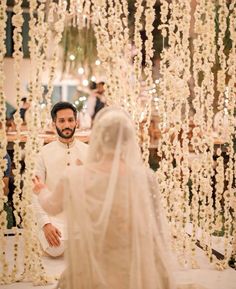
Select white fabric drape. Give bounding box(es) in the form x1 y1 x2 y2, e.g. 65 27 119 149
62 107 175 289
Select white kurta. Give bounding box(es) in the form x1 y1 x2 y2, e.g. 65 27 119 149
33 138 88 255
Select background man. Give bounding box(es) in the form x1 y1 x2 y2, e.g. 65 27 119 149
19 97 30 123
87 81 106 121
92 81 106 119
3 153 11 196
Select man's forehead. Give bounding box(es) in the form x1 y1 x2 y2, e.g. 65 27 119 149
56 109 75 118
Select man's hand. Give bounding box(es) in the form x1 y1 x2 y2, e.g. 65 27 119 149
32 175 46 194
43 223 61 247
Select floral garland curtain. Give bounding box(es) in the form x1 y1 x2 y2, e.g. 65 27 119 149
0 0 235 285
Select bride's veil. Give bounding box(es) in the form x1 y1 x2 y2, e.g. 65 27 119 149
63 107 175 289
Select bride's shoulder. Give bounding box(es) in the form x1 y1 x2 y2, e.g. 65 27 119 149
127 165 152 182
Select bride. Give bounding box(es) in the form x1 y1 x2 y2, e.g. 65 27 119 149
34 106 176 289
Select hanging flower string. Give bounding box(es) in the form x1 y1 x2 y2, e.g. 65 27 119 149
10 0 24 282
227 3 236 262
0 0 9 283
44 1 67 128
20 0 52 284
141 0 155 165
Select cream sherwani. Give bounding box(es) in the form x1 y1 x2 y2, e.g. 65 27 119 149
33 138 88 256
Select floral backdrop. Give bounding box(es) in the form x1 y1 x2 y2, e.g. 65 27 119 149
0 0 235 285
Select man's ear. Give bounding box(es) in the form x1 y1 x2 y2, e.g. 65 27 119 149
76 119 79 127
52 121 56 129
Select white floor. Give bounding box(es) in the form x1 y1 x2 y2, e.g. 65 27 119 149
1 235 236 289
173 248 236 289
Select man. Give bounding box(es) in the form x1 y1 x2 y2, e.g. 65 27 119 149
0 120 11 195
92 81 106 119
87 81 97 118
3 153 11 196
87 81 106 121
19 97 30 123
34 101 88 257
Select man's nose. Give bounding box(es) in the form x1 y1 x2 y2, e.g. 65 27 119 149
64 120 72 127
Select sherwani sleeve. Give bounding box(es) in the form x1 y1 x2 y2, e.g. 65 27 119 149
38 177 65 216
33 152 50 228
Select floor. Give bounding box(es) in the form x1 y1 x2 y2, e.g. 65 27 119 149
0 235 236 289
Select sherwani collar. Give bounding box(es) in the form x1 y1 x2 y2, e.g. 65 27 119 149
56 138 76 149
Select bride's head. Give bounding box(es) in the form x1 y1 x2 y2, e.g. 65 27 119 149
87 107 140 163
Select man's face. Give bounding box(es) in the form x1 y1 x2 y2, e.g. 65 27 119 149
97 83 105 94
54 108 77 139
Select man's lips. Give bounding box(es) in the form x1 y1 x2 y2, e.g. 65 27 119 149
62 129 72 133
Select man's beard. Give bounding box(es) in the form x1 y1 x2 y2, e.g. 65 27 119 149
56 126 76 139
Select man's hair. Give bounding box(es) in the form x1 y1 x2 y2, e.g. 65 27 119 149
51 101 77 121
89 81 97 90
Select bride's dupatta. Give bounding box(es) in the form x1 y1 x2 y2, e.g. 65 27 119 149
61 107 176 289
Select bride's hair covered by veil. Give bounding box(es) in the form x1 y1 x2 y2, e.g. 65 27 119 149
87 106 142 165
63 106 176 289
